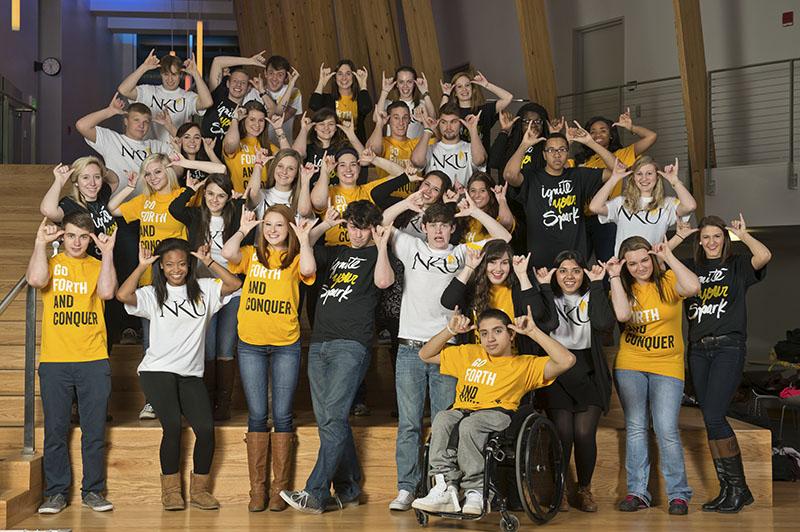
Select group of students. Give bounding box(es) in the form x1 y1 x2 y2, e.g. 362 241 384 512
27 48 772 521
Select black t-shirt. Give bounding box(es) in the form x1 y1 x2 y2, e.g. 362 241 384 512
512 166 603 268
683 254 765 343
311 245 381 347
458 101 497 153
58 183 117 260
201 78 239 158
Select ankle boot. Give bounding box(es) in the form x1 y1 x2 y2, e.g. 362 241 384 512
245 432 270 512
160 473 185 511
716 437 754 513
268 432 295 511
190 472 220 510
576 485 597 512
702 440 729 512
214 359 234 421
203 361 216 410
559 490 570 512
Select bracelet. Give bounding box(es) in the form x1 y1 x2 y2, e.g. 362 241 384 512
206 260 216 268
420 91 429 99
446 323 457 335
676 234 685 240
609 275 620 280
236 229 245 239
259 91 267 97
424 128 435 135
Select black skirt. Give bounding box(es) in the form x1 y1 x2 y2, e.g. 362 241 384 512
537 348 603 412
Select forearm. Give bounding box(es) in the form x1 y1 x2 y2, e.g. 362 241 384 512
297 240 316 277
296 180 313 218
222 122 241 155
665 254 700 296
586 139 617 176
516 270 533 291
117 67 146 99
40 182 66 221
528 327 575 379
208 260 243 295
373 243 395 289
221 231 247 263
181 159 226 175
420 328 452 363
76 108 114 142
496 200 514 231
96 252 118 300
245 166 262 208
309 220 334 245
292 128 310 156
485 83 512 112
365 127 385 154
741 233 772 270
192 72 214 110
116 264 148 305
410 132 432 167
107 186 135 216
503 144 528 186
630 125 658 155
380 200 411 226
371 156 404 177
588 177 619 215
310 178 330 210
472 209 511 241
609 277 632 322
469 132 487 166
673 181 697 215
25 242 51 288
344 129 366 154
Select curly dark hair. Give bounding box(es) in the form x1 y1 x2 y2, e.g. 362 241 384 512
343 200 383 229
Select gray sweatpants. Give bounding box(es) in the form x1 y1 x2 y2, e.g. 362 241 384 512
428 409 512 491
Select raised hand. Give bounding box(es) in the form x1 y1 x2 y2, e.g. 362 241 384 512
202 137 217 154
249 75 266 94
442 189 460 204
547 116 566 134
401 160 422 181
35 218 64 245
612 107 633 130
498 111 519 132
183 53 199 77
108 92 126 115
153 110 172 127
90 226 117 255
416 106 437 130
492 182 508 203
123 170 139 189
299 162 318 184
318 63 334 85
381 71 396 93
471 71 489 88
512 253 531 277
289 218 313 242
601 257 623 277
322 200 344 226
521 120 546 148
52 163 74 187
455 193 478 218
584 263 606 282
141 48 160 71
249 50 267 68
648 237 672 262
138 244 160 267
610 158 632 183
657 157 681 187
190 243 213 266
185 173 206 191
288 67 300 85
448 306 475 335
374 110 389 126
534 266 555 285
239 209 260 235
727 213 748 240
371 224 391 248
415 72 429 93
465 247 483 270
336 118 356 137
254 148 273 167
508 305 540 337
354 67 369 88
440 80 453 96
403 190 426 213
266 113 285 132
675 219 698 241
167 150 187 168
299 111 312 131
359 147 377 165
459 111 482 131
233 105 248 122
320 153 336 176
566 120 591 144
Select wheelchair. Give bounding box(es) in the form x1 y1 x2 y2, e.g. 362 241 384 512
414 404 565 531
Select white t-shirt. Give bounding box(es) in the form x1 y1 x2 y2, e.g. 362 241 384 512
135 85 199 142
550 292 592 350
425 140 484 187
208 216 227 266
399 212 427 241
393 230 477 342
86 127 171 196
254 187 292 219
266 85 302 144
385 98 425 139
600 195 687 257
126 278 224 377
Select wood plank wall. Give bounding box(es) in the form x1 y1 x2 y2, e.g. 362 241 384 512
515 0 558 115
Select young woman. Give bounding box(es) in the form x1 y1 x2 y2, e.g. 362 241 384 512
440 240 551 354
292 108 366 182
589 157 697 257
117 238 242 511
221 206 316 512
439 69 513 152
223 100 289 193
168 173 245 421
172 122 226 187
606 236 700 515
489 102 552 176
378 171 453 240
308 60 373 143
245 148 313 219
535 251 615 513
671 214 770 513
461 172 514 243
374 67 436 139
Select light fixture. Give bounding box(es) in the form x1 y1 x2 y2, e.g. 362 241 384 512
12 0 21 31
196 20 203 76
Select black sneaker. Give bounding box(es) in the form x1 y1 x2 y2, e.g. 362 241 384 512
38 494 67 514
352 403 371 417
668 498 689 515
280 490 324 514
82 492 114 512
325 493 360 511
618 494 648 512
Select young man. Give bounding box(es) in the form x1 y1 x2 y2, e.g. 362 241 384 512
381 194 512 511
281 201 395 514
366 101 420 186
76 94 172 193
412 307 575 514
503 125 617 268
201 51 267 156
117 50 213 142
411 102 487 188
26 213 118 514
262 55 302 144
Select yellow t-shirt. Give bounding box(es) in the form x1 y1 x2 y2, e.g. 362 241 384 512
322 179 388 246
40 254 107 363
463 215 516 244
440 344 553 411
379 136 420 179
336 95 358 126
119 188 188 285
489 285 515 323
582 144 637 199
224 137 280 193
615 269 686 380
228 246 315 346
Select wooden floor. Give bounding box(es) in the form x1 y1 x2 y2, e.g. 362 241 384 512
13 481 800 532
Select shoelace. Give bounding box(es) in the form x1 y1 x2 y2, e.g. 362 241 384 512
292 491 310 506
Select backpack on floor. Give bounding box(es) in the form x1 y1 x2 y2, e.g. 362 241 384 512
772 446 800 481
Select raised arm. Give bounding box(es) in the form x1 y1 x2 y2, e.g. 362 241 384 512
415 73 436 117
314 63 335 95
310 155 334 211
727 213 772 270
208 51 266 91
371 225 395 289
492 182 515 231
509 306 576 381
613 108 657 156
604 257 632 322
184 53 213 110
365 109 388 154
221 209 260 266
589 159 630 216
117 48 160 100
223 106 246 156
585 265 616 333
296 162 315 218
461 112 487 166
456 194 512 242
567 121 617 179
373 72 395 122
107 172 139 216
116 245 160 306
40 164 73 222
192 244 242 296
26 219 63 289
337 120 366 154
76 93 126 144
290 218 317 277
91 228 119 300
291 112 312 157
420 310 475 364
411 108 437 167
381 190 423 227
657 158 697 217
170 151 226 176
472 71 513 113
652 238 701 297
503 121 544 187
308 202 343 246
267 114 291 150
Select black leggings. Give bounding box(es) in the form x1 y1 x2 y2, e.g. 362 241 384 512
547 406 602 487
139 372 215 475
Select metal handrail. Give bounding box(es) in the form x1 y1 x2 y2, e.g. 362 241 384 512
0 275 38 456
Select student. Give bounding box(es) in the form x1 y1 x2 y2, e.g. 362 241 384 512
589 157 696 257
503 127 617 268
671 214 770 513
222 206 316 512
223 101 288 193
412 306 575 514
27 214 117 514
169 173 244 420
292 108 366 183
489 103 553 177
380 196 512 512
309 60 373 143
280 201 394 513
172 122 225 187
374 67 436 139
535 252 615 512
245 148 314 219
459 172 513 244
117 238 241 511
366 101 420 182
202 51 267 155
439 69 513 152
411 103 487 188
606 236 700 515
261 55 302 143
117 50 213 142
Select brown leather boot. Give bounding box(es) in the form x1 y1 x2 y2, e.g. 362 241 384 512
268 432 295 511
160 473 185 511
559 490 570 512
577 485 598 512
203 361 216 410
190 472 220 510
246 432 270 512
214 359 234 421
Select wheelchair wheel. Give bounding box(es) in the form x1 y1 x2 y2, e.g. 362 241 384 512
514 414 564 524
500 513 520 531
415 508 429 527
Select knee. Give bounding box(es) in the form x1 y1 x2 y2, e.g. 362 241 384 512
192 420 215 443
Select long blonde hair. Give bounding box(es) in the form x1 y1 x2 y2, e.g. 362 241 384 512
139 153 179 196
622 155 665 213
69 156 108 208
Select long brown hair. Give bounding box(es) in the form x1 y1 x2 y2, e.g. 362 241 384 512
467 171 499 219
197 174 238 249
254 204 299 270
450 69 484 110
468 240 516 319
694 215 732 266
618 236 668 304
238 100 269 148
265 149 302 214
622 156 665 213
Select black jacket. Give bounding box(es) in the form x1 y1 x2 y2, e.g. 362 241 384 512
167 188 248 250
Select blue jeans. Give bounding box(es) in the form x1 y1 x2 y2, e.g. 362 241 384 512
237 339 301 433
689 337 746 440
395 343 457 492
205 296 240 361
615 369 692 504
304 339 370 506
39 359 111 497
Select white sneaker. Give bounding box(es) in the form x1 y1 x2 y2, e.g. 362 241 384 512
411 474 461 513
138 403 156 420
388 489 415 511
462 489 484 515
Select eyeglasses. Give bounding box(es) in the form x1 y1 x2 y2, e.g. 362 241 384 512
521 118 543 126
544 147 568 154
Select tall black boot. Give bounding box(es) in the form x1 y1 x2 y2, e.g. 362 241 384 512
702 440 729 512
716 437 754 513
